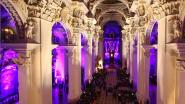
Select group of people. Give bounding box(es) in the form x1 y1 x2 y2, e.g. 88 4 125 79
77 68 139 104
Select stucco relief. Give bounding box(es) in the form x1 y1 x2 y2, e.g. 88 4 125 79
136 4 145 16
168 16 183 42
25 19 36 39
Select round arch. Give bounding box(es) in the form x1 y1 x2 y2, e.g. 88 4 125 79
0 0 25 37
52 22 70 45
92 0 129 14
97 9 127 23
146 20 158 45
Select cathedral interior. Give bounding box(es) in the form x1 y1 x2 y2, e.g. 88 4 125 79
1 0 185 104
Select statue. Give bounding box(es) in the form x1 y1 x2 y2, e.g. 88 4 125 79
173 19 182 38
25 20 34 39
137 4 145 16
168 17 182 42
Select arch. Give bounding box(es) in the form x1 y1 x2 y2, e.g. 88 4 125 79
100 18 125 28
97 9 127 23
52 22 70 45
146 20 158 45
0 0 24 38
103 21 122 38
92 0 129 14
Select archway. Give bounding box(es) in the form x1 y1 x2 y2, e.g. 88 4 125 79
148 21 158 104
0 5 17 43
133 33 138 91
51 22 69 104
103 21 122 68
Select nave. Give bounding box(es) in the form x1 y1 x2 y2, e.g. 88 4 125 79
77 68 138 104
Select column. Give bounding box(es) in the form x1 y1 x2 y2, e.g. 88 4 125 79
176 58 185 104
87 35 92 80
98 30 104 58
17 51 31 104
127 42 130 73
67 47 81 102
40 19 53 104
30 47 42 104
143 48 150 103
137 27 147 103
157 16 168 104
129 35 135 83
121 32 127 68
165 48 176 104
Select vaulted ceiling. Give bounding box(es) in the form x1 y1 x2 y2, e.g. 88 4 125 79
85 0 135 27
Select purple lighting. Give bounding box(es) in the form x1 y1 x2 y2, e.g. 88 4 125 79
1 5 17 42
150 22 158 45
52 48 65 84
0 49 19 103
52 22 68 45
103 21 122 67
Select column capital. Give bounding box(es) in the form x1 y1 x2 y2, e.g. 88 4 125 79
13 51 32 67
176 59 185 71
144 49 150 57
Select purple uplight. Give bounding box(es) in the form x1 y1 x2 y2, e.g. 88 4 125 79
3 49 18 60
52 22 68 45
81 34 88 46
103 21 122 38
149 48 157 104
0 49 19 102
0 64 18 101
53 48 65 84
150 22 158 45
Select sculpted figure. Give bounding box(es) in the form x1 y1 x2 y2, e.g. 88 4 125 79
25 20 34 39
173 19 182 38
137 4 145 16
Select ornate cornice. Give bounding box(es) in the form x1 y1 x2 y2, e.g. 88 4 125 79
27 2 63 22
151 1 180 20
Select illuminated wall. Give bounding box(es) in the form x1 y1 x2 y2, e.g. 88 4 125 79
103 21 122 67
